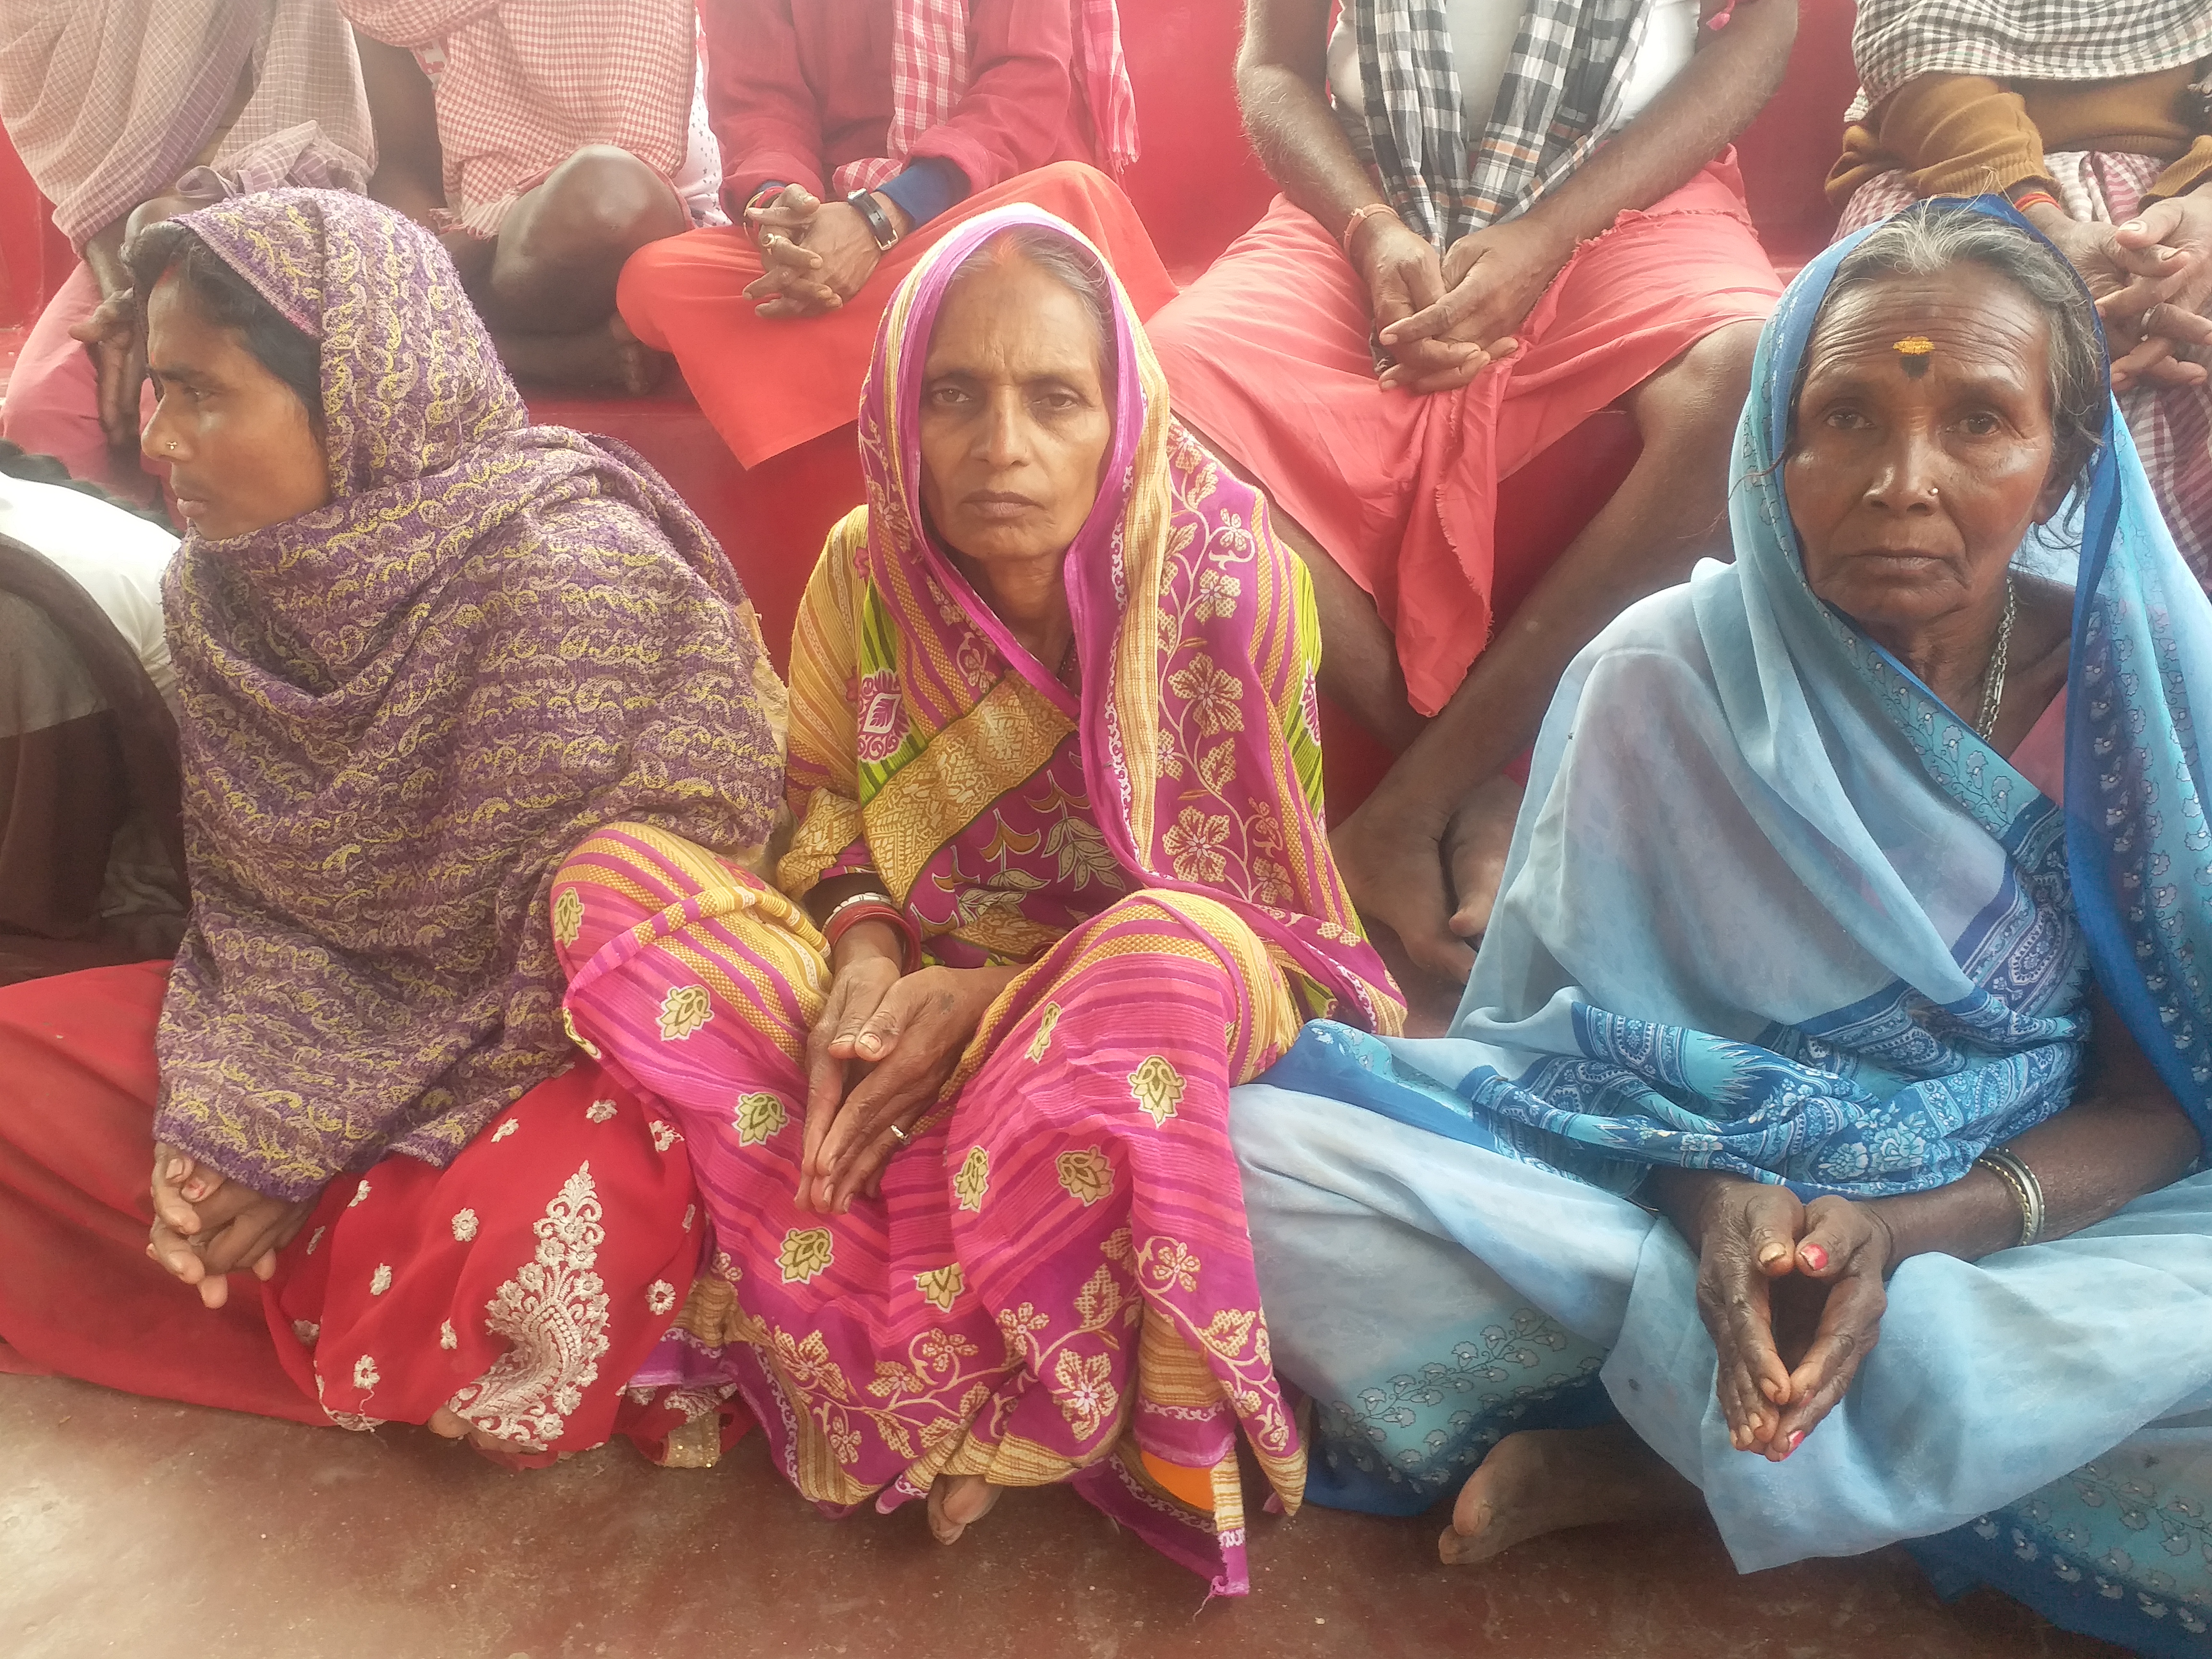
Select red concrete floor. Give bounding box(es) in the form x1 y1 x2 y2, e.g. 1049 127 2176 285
2 1371 2123 1659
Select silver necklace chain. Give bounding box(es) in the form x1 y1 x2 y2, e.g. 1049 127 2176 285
1974 574 2017 742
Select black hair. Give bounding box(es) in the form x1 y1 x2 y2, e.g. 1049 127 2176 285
123 219 323 423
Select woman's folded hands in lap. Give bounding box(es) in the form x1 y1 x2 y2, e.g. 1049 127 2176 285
799 914 1020 1215
1653 992 2203 1465
145 1142 314 1310
1653 1170 1897 1462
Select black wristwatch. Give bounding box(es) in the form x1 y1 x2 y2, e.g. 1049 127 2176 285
845 188 901 252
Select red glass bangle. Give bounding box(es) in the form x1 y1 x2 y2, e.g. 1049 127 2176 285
823 900 922 974
2010 189 2061 216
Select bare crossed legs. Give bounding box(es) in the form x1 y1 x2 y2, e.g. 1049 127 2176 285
1187 317 1760 1014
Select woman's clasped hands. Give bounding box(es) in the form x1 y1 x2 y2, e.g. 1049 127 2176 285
146 1142 315 1309
1660 1171 1898 1462
799 917 1019 1215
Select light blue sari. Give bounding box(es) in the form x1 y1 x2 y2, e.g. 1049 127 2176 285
1236 199 2212 1654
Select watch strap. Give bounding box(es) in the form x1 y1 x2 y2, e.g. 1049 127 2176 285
846 188 900 252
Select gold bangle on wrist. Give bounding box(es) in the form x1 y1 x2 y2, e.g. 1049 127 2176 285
1973 1145 2045 1248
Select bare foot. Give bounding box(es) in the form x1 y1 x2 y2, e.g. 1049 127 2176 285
1443 773 1526 943
427 1405 569 1467
491 314 670 394
1438 1425 1699 1566
927 1473 1003 1544
1332 788 1472 986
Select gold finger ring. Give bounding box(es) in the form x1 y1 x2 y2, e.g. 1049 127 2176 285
887 1123 912 1147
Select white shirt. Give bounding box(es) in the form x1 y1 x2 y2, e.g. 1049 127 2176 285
1329 0 1702 153
0 475 180 701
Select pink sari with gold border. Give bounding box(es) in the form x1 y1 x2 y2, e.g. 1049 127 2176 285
553 206 1400 1590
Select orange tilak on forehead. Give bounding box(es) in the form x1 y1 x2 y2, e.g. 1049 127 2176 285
1892 335 1936 378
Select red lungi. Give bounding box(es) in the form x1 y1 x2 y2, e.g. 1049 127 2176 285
615 159 1178 468
1146 156 1785 718
0 961 719 1463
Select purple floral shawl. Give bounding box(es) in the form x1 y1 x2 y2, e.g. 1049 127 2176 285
152 190 787 1200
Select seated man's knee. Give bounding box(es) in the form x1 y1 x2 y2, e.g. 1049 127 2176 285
492 146 687 323
533 145 688 251
1637 319 1763 441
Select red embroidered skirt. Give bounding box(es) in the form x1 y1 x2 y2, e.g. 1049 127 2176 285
0 961 728 1465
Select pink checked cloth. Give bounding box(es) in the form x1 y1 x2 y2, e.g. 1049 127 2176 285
342 0 697 237
832 0 1141 193
0 0 373 248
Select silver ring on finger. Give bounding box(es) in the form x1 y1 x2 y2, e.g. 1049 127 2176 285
886 1122 912 1148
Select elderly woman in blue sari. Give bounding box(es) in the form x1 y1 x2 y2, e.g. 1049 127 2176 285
1232 197 2212 1657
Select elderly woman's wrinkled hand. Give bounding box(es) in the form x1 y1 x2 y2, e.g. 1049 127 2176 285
2100 192 2212 393
1678 1173 1894 1460
799 947 1019 1215
146 1142 314 1309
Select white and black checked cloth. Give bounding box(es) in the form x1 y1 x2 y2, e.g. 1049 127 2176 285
1349 0 1650 249
1854 0 2212 110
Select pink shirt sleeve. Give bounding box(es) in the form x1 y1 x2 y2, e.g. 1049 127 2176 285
904 0 1080 194
703 0 829 209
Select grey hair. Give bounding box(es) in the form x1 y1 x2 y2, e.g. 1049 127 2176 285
1811 202 2106 496
947 225 1117 376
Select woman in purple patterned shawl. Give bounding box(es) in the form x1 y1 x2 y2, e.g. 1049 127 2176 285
0 189 787 1469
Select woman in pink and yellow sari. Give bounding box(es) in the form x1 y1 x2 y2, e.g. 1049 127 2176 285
551 204 1400 1591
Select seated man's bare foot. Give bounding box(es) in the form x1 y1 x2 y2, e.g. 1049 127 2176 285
927 1472 1003 1544
491 314 670 394
1332 787 1473 990
1439 1424 1700 1566
1443 773 1526 944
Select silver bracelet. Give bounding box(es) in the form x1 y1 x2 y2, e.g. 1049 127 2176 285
1974 1145 2045 1248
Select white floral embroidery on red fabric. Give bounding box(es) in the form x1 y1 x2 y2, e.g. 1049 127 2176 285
451 1209 480 1242
587 1097 617 1124
292 1320 320 1346
349 1180 371 1208
439 1320 457 1351
442 1162 612 1452
650 1120 681 1154
492 1119 519 1142
353 1354 380 1389
305 1226 326 1254
370 1263 393 1295
682 1203 696 1232
648 1280 677 1316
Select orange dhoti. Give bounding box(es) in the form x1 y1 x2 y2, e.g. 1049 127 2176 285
1145 156 1785 718
615 161 1178 469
